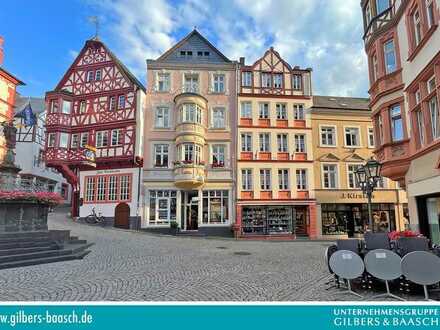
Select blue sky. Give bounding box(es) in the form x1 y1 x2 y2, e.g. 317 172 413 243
1 0 369 98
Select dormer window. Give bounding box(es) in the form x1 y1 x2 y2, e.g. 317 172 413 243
187 51 193 56
87 71 94 82
180 51 186 56
204 51 210 56
95 69 102 81
197 51 203 56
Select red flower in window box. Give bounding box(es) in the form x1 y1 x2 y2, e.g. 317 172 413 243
388 230 421 241
212 161 224 168
0 191 63 206
182 160 194 165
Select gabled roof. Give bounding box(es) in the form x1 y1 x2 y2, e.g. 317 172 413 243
0 67 25 86
54 38 145 92
312 95 370 111
155 29 231 63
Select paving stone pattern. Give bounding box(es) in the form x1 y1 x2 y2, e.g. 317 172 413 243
0 208 427 301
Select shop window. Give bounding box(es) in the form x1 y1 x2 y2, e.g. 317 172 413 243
426 197 440 245
241 133 252 152
295 134 306 153
240 102 252 118
322 164 338 189
242 206 293 235
202 190 229 224
154 144 169 168
149 190 177 225
277 134 288 152
119 175 131 201
273 74 283 88
321 126 336 146
344 127 360 147
276 103 287 119
96 176 107 201
242 71 252 87
259 133 270 152
260 169 271 190
157 73 170 92
241 169 253 190
296 169 307 190
383 39 396 74
259 103 269 119
390 104 404 141
278 169 289 190
294 104 305 120
108 176 118 201
85 177 95 202
155 107 170 128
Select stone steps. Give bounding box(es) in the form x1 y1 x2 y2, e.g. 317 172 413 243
0 231 50 240
0 245 55 256
0 240 55 250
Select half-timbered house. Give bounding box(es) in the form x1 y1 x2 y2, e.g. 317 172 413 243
45 38 145 228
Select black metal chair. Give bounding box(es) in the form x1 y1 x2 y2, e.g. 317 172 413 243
324 244 340 289
364 232 391 251
396 237 429 257
336 239 361 254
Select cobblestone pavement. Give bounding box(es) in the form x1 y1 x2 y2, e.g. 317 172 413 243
0 208 428 301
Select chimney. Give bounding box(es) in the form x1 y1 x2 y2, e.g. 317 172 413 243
239 57 245 65
0 36 4 66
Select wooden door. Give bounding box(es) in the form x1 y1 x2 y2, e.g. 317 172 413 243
295 207 308 236
114 203 130 229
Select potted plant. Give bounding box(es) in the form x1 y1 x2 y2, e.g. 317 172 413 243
170 221 179 235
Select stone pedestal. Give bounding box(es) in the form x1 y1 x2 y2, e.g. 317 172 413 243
0 201 49 233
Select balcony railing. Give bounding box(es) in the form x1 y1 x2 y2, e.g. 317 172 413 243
363 5 395 44
182 84 199 94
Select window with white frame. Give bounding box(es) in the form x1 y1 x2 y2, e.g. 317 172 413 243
47 133 56 147
80 132 89 147
426 0 435 28
202 190 229 224
86 71 94 82
59 133 69 148
212 107 226 129
276 103 287 119
109 96 116 111
241 102 252 118
345 127 360 147
108 176 118 201
377 115 384 145
294 104 305 120
278 169 289 190
96 176 106 201
347 164 362 188
154 144 169 168
118 95 125 109
296 169 307 190
242 71 252 87
259 103 269 118
260 169 271 190
95 69 102 81
368 128 375 148
85 177 95 202
241 133 252 152
181 103 202 124
241 169 253 190
372 54 378 82
261 73 272 87
96 131 108 148
157 73 170 92
321 126 336 146
111 129 123 146
277 134 288 152
413 9 422 46
322 164 338 188
180 143 202 164
428 76 436 94
149 190 177 224
155 107 170 128
415 89 421 104
120 175 131 201
390 104 404 141
62 100 71 114
429 95 439 139
295 134 306 153
259 133 270 152
211 144 225 167
213 74 225 93
184 73 199 93
292 74 302 90
71 134 79 148
79 100 87 114
376 176 386 189
273 74 283 88
416 110 426 146
384 39 396 74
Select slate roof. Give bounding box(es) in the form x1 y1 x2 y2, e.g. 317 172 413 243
312 95 370 111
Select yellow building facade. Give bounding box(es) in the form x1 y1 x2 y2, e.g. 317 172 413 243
311 96 408 239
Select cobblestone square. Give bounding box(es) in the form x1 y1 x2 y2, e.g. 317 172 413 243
0 208 417 301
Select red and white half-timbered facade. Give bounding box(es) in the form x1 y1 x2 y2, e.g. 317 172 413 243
45 38 145 228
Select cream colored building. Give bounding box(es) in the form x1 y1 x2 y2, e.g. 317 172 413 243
311 96 408 239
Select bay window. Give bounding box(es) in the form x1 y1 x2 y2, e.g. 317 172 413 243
416 110 426 146
180 143 202 164
376 0 390 14
390 104 404 141
71 134 79 148
62 100 71 114
202 190 229 224
384 39 396 74
426 0 435 28
181 104 202 124
47 133 56 147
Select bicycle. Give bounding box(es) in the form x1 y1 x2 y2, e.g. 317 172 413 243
85 207 106 225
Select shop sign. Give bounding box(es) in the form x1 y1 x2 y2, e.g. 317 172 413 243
97 169 122 174
340 192 375 199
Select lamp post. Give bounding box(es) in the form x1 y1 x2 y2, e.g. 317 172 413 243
355 159 383 232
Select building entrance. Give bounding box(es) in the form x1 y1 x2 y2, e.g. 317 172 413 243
183 191 198 231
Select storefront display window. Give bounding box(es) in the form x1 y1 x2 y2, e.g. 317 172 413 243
202 190 229 224
321 203 396 236
149 190 177 225
242 206 297 235
426 197 440 245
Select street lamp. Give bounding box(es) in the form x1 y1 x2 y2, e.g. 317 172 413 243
355 159 383 232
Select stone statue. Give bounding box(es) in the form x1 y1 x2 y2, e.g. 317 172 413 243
1 120 19 170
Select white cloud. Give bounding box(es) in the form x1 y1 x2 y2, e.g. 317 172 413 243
88 0 369 96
